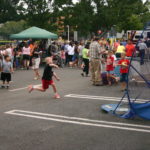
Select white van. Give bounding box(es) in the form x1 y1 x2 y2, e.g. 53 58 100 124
127 30 150 42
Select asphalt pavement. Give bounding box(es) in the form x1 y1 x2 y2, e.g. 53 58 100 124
0 67 150 150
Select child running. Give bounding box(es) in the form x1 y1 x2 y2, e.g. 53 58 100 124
28 57 60 99
1 55 13 88
118 53 130 91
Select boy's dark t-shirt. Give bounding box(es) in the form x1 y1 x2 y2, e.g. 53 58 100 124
42 64 53 80
33 48 40 58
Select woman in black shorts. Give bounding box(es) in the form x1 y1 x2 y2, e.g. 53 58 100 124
22 43 30 70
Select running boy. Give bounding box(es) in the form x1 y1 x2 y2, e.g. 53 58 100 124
118 53 130 91
1 55 13 88
28 57 60 99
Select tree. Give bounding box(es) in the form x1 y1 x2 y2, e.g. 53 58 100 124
0 0 22 23
1 0 150 37
103 0 149 31
71 0 94 36
50 0 94 36
0 20 28 38
49 0 74 34
92 0 109 31
97 0 149 32
120 14 143 31
141 0 150 25
52 0 150 36
21 0 53 30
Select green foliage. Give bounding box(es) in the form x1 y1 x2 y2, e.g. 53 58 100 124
117 15 143 31
85 0 149 34
71 0 94 36
22 0 52 29
0 20 28 38
1 0 150 37
0 0 24 23
127 15 143 30
53 0 73 8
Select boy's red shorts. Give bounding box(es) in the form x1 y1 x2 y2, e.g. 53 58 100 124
42 80 54 90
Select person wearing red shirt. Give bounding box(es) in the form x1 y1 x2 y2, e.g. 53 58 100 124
118 53 130 91
106 51 115 85
126 40 135 57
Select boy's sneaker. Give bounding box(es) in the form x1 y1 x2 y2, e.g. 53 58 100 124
86 74 90 77
28 85 34 93
34 76 40 80
54 93 60 99
6 85 10 89
34 77 38 80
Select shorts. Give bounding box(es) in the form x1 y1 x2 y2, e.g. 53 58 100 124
32 58 40 69
68 55 73 62
107 70 114 75
42 79 54 90
120 73 128 82
23 55 30 60
1 72 11 82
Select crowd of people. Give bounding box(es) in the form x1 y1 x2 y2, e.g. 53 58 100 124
0 37 149 96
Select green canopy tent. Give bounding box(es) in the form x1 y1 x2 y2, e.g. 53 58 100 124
10 26 58 39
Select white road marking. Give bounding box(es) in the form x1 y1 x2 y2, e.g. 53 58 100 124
65 94 148 103
65 94 122 100
5 110 150 133
9 84 41 92
65 94 122 102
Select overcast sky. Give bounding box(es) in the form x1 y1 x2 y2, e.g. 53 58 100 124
72 0 78 3
72 0 147 3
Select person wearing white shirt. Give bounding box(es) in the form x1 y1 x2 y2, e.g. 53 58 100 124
67 42 75 67
22 43 31 70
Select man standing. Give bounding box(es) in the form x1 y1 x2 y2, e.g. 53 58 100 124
89 38 103 86
138 40 147 65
